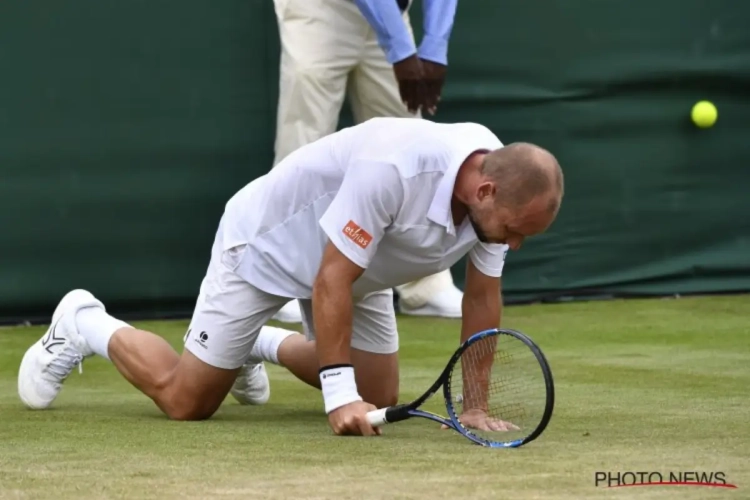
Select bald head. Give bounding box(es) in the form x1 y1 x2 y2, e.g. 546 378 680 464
480 142 564 215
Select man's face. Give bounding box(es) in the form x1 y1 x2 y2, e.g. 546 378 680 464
466 201 514 245
466 190 557 250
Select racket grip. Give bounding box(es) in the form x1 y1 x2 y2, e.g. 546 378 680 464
366 408 389 426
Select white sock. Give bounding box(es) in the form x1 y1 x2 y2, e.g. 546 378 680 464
249 326 298 365
76 307 131 360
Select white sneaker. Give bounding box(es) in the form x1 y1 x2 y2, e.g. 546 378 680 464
18 289 103 410
272 300 303 323
230 362 270 405
399 285 464 318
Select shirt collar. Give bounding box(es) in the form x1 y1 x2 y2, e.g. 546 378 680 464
427 148 490 236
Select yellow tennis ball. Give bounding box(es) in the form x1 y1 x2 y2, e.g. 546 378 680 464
691 101 717 128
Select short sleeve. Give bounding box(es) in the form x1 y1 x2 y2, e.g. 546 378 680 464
319 161 404 269
469 242 509 278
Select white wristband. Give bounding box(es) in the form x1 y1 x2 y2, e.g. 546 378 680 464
319 365 362 414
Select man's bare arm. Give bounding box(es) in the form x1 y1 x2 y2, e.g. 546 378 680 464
312 241 382 436
460 257 502 412
313 241 366 369
461 257 502 343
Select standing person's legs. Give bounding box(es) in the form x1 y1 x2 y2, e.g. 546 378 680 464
270 0 366 323
272 0 361 166
240 289 400 409
346 8 464 319
347 7 419 123
18 224 290 420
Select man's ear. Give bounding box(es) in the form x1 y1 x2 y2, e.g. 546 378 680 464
476 181 496 202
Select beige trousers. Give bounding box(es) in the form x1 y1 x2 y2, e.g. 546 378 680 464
271 0 456 308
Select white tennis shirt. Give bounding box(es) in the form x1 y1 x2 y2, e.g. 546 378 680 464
221 117 510 299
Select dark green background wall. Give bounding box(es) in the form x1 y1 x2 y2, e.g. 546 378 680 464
1 1 749 323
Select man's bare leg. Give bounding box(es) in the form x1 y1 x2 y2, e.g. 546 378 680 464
108 327 239 420
77 299 242 420
18 289 238 419
17 288 243 420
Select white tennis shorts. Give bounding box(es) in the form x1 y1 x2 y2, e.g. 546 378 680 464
184 223 399 370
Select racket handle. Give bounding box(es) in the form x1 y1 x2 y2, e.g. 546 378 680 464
366 408 389 426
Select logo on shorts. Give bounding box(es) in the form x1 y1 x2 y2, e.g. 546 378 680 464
191 330 208 349
343 220 372 249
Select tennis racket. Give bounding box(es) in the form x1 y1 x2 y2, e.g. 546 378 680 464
366 327 554 448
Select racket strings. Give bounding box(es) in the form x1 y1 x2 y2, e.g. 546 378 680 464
447 334 547 442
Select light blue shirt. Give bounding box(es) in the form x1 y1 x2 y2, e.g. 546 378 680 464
353 0 458 65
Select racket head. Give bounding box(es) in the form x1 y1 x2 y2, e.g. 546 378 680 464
442 328 555 448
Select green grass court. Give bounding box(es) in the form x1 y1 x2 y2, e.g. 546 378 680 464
1 295 748 499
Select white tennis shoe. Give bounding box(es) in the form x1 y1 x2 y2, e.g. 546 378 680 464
399 285 464 318
18 289 102 410
272 299 303 323
230 362 270 405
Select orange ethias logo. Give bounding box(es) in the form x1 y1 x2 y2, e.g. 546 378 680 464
343 220 373 249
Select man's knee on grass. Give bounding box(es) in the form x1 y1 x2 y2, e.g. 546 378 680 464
164 397 219 421
155 351 240 421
